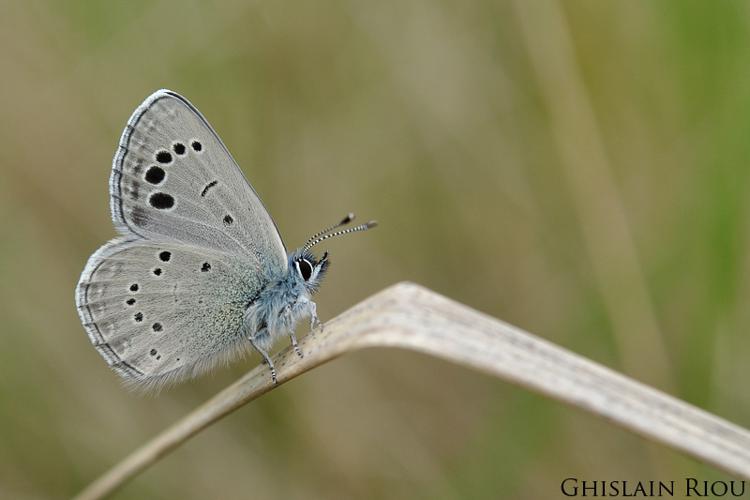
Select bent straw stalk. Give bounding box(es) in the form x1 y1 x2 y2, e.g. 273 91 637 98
75 282 750 500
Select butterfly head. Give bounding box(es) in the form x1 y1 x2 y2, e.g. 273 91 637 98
289 249 330 293
289 213 377 293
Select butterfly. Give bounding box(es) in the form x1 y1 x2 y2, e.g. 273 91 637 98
75 90 376 389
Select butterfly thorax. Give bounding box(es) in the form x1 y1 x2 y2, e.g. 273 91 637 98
242 249 328 351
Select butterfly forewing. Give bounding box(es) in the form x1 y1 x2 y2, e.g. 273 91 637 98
111 90 287 269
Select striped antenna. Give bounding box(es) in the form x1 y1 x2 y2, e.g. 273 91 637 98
303 221 377 252
303 213 355 249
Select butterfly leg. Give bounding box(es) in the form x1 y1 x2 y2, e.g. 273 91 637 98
279 304 304 358
289 332 304 358
248 336 277 384
309 301 323 333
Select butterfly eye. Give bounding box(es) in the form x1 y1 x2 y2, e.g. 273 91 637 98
296 258 313 281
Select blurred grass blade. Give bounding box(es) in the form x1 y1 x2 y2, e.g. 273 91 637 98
513 0 673 389
75 282 750 499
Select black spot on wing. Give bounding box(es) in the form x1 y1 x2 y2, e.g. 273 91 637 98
145 166 165 184
149 192 175 210
155 150 173 164
201 180 218 197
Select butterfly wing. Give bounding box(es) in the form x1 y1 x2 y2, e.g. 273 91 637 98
111 89 287 271
77 238 262 388
77 90 289 388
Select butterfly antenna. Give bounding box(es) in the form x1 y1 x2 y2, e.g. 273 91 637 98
303 220 378 251
303 213 356 249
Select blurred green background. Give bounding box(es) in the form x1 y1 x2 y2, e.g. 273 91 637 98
2 1 750 498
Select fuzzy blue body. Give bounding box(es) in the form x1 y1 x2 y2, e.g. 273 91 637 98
243 249 329 352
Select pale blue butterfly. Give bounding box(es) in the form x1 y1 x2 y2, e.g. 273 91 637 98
75 90 376 389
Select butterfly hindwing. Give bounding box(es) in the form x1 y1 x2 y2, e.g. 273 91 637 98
111 89 287 271
76 237 265 388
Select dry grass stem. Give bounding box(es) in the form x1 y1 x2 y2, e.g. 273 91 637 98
75 283 750 499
